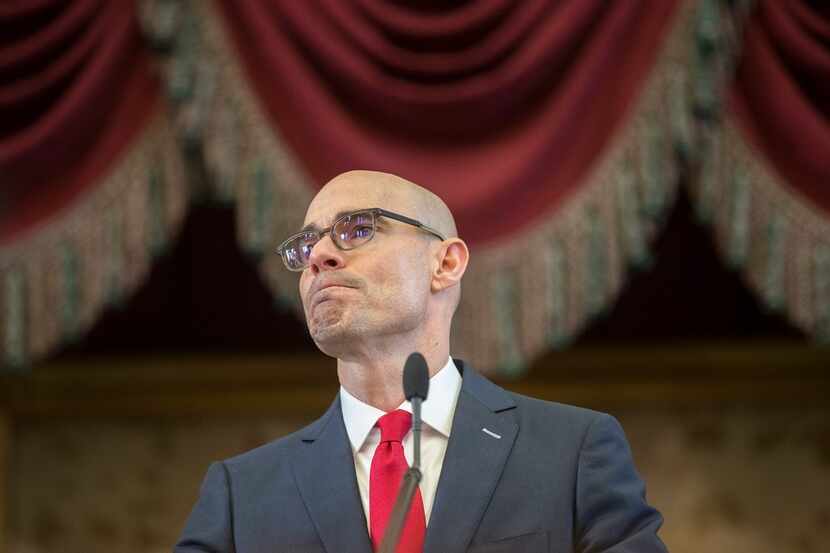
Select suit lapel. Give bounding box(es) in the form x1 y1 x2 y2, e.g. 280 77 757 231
292 396 373 553
424 364 518 553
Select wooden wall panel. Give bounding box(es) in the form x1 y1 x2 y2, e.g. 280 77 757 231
2 344 829 553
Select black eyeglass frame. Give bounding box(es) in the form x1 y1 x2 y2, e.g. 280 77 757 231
277 207 447 271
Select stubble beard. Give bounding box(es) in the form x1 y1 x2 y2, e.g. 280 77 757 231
307 294 425 359
308 302 356 354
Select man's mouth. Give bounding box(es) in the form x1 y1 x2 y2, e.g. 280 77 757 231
311 285 354 310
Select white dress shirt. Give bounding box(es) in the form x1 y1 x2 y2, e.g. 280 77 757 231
339 357 462 529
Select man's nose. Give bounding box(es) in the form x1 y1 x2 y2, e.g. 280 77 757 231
307 235 345 274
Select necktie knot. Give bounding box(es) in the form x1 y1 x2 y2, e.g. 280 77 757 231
376 409 412 444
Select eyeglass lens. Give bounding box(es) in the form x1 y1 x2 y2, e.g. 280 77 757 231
283 232 317 270
333 211 375 248
282 211 377 270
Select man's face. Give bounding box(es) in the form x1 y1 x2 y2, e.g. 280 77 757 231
298 180 434 357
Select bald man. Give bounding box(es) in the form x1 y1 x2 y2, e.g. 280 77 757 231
175 171 668 553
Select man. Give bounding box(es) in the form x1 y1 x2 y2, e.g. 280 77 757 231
176 170 668 553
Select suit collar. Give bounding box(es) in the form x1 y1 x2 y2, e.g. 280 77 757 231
293 395 373 553
453 358 516 413
424 360 518 553
297 395 339 442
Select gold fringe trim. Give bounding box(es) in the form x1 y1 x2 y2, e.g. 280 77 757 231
152 0 315 316
684 0 830 342
0 109 188 370
167 0 698 374
689 119 830 340
453 0 699 373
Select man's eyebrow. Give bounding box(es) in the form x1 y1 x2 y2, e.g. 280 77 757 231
299 209 365 233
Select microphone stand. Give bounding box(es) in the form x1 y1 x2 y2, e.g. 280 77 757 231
378 395 423 553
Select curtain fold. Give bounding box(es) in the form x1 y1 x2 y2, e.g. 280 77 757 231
690 0 830 342
156 0 698 373
12 1 823 373
0 0 187 370
215 0 682 244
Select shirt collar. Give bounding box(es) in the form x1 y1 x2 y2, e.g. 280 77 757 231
340 357 462 452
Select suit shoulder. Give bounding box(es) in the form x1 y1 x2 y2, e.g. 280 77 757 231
221 420 312 470
505 388 612 431
221 397 339 470
459 362 610 431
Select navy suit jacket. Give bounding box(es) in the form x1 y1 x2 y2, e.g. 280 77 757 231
175 361 667 553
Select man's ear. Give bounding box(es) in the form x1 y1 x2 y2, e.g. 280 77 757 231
431 238 469 292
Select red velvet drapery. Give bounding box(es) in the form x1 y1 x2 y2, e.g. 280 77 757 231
179 0 693 371
731 1 830 211
216 0 681 245
0 0 159 242
691 0 830 340
12 1 825 372
0 0 185 368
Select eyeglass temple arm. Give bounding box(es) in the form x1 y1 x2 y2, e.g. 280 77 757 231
376 209 446 241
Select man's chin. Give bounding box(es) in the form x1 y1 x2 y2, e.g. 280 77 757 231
309 321 356 355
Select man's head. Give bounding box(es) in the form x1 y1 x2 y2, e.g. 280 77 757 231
291 170 468 361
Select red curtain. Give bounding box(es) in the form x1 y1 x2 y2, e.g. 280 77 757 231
731 1 830 211
182 0 691 371
16 1 806 372
691 0 830 340
216 0 681 245
0 0 159 243
0 0 185 369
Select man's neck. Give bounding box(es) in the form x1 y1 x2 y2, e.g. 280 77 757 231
337 347 449 412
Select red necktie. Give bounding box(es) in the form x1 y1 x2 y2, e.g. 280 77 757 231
370 410 426 553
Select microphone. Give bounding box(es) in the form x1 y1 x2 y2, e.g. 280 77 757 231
403 352 429 470
379 352 430 553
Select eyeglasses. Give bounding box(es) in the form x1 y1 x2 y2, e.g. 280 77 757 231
277 208 446 271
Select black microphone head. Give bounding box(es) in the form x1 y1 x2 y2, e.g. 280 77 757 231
403 352 429 401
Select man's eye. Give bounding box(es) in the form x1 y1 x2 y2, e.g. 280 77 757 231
351 225 373 239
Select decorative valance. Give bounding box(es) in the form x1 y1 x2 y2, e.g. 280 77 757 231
0 0 187 369
7 1 824 374
153 0 697 373
690 0 830 343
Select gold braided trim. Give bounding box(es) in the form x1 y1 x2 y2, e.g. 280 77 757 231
185 0 696 374
689 118 830 338
0 109 188 368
